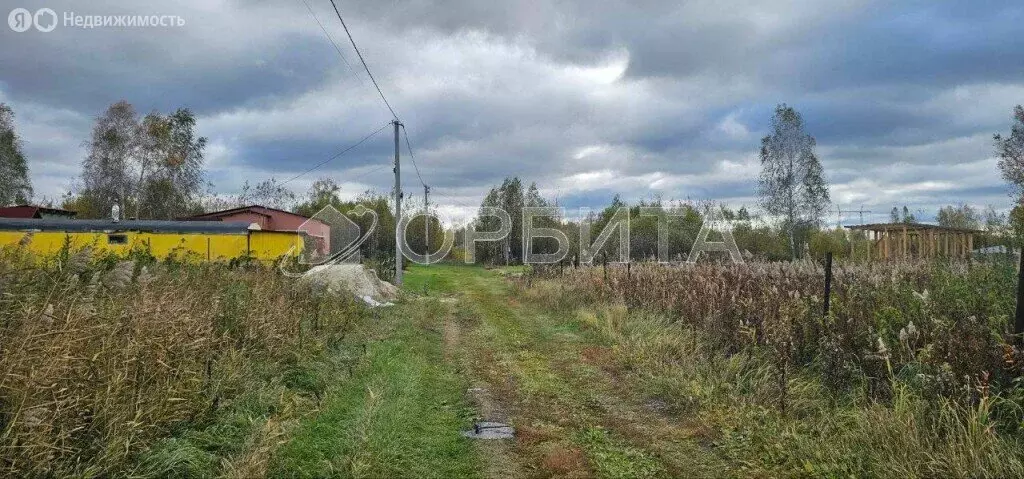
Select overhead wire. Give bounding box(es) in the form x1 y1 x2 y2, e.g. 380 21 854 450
345 162 391 184
298 1 478 217
297 0 365 88
430 187 480 211
278 122 391 187
399 124 426 188
327 0 399 120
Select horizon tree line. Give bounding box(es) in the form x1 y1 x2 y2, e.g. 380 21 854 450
5 99 1024 261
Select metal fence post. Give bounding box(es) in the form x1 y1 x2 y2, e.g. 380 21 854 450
1014 250 1024 344
823 252 833 318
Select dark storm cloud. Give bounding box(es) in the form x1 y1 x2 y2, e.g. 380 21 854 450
0 1 337 115
1 0 1021 223
793 3 1024 93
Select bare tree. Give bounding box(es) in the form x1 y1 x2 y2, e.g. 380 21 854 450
758 104 830 259
235 178 295 210
0 103 32 205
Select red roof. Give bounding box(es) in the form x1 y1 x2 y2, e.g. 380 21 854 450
0 205 77 219
183 205 311 221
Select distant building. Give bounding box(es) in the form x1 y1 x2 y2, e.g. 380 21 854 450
0 217 301 263
184 205 330 255
846 223 980 260
972 245 1012 255
0 205 77 219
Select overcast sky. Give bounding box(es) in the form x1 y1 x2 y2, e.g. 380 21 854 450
2 0 1023 224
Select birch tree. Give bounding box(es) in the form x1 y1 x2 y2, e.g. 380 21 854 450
0 103 32 205
757 104 830 259
500 177 524 263
80 102 207 219
82 101 140 216
137 108 207 218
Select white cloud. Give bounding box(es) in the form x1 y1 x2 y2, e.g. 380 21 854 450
716 113 750 140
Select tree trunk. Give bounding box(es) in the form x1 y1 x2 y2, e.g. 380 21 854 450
788 196 797 260
788 154 797 260
788 222 797 260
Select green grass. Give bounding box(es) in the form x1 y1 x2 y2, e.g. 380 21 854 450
270 267 479 478
405 264 1024 478
428 264 726 477
117 265 484 478
400 263 476 294
576 427 666 479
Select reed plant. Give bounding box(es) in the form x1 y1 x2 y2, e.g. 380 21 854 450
0 243 361 476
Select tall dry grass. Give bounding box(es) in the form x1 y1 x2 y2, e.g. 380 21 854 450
0 245 359 476
534 259 1023 403
522 260 1024 477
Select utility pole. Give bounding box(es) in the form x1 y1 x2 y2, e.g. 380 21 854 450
424 184 430 265
393 120 403 285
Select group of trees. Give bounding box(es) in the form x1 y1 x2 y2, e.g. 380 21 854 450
887 203 1006 231
467 177 799 264
469 103 836 265
63 101 208 219
890 206 917 224
200 178 297 213
290 177 444 267
466 103 1024 265
293 178 395 264
473 177 552 264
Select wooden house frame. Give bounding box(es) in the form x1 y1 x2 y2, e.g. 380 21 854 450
845 223 980 260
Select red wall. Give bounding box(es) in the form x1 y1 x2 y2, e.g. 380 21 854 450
293 216 330 255
217 211 270 229
206 208 331 255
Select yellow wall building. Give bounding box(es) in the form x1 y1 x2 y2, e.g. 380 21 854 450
0 218 303 263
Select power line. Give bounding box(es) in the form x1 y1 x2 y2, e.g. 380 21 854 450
279 122 390 187
295 1 393 190
429 194 476 227
298 0 364 88
346 162 391 184
327 0 399 120
431 187 480 212
399 124 425 188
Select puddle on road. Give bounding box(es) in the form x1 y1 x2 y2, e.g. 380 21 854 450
462 421 515 440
